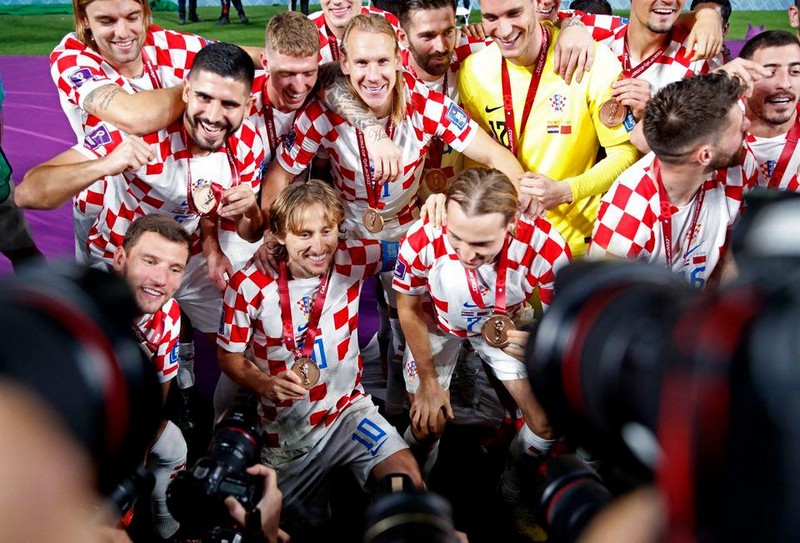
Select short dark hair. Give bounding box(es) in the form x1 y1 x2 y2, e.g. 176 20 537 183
188 42 255 90
689 0 732 25
122 215 192 262
739 29 800 60
569 0 612 15
643 73 744 164
398 0 456 29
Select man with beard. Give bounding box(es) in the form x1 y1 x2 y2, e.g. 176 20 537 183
736 31 800 191
588 73 758 288
570 0 725 120
19 43 264 345
114 215 191 539
310 0 402 63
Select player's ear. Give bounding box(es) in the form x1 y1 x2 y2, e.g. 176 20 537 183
112 245 126 273
182 78 191 104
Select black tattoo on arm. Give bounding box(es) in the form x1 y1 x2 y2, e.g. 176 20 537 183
84 84 124 114
317 62 382 132
559 16 586 29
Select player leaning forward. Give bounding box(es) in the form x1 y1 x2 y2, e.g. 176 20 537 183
393 167 572 499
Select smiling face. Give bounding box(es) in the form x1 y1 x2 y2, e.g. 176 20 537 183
279 203 340 279
80 0 147 77
445 200 512 269
262 49 319 112
113 231 188 315
746 44 800 129
400 6 457 79
340 28 400 117
182 70 252 155
707 104 751 170
480 0 541 66
321 0 361 34
630 0 686 35
536 0 559 23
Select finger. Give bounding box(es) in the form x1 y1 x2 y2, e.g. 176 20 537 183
686 34 697 60
574 51 587 85
564 52 576 86
277 528 291 543
553 46 563 76
224 496 247 525
253 252 269 275
443 399 454 420
585 45 595 73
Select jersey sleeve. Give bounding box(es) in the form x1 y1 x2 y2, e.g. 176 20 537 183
276 99 328 175
50 35 121 109
588 171 658 260
76 122 126 159
334 239 383 280
217 268 264 353
406 73 477 153
152 299 181 383
515 215 572 311
571 11 628 44
233 118 266 192
392 219 433 295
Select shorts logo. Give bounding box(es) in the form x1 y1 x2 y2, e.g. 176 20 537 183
393 260 406 280
69 68 94 88
446 103 468 130
352 418 389 457
549 94 566 112
84 125 112 150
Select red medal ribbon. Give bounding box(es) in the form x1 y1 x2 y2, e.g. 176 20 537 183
424 72 447 171
356 120 396 210
261 76 282 158
324 24 340 61
278 261 331 359
463 236 511 313
768 117 800 188
619 27 668 79
653 158 706 268
182 125 241 218
140 48 163 90
500 23 550 156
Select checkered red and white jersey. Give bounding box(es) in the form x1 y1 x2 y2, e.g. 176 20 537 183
85 117 264 265
309 6 402 64
572 12 722 92
747 130 800 191
588 150 759 286
392 215 571 337
277 71 477 238
50 26 209 218
217 240 384 450
248 72 302 170
400 32 490 194
133 298 181 383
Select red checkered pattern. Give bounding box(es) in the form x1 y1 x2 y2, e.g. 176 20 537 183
748 131 800 191
392 215 572 337
248 72 302 170
50 26 209 218
588 150 759 285
574 12 722 92
86 117 264 265
133 298 182 383
309 6 401 64
277 71 477 238
217 240 383 449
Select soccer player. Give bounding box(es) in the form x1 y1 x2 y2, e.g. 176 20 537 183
19 43 264 341
459 0 640 258
588 73 758 287
790 0 800 37
113 215 191 539
309 0 403 63
392 168 571 495
217 179 423 537
736 31 800 191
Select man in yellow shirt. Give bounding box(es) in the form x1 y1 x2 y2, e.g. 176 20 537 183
459 0 639 257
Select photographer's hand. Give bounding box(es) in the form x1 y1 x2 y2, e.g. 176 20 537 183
224 465 289 543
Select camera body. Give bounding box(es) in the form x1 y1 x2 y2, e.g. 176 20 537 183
167 393 265 537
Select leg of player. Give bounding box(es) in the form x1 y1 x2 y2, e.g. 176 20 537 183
370 448 425 490
403 389 449 480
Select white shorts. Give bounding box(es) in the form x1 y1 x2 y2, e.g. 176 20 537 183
262 395 408 528
173 253 223 334
403 326 527 394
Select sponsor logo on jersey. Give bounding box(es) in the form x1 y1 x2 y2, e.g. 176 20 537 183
69 68 94 88
484 104 504 114
84 125 112 150
446 102 468 130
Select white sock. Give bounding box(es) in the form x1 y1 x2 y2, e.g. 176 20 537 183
510 423 554 460
403 425 440 480
176 342 195 389
147 420 187 539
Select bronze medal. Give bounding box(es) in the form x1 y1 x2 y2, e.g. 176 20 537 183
424 169 448 194
192 182 217 215
599 99 627 128
291 356 320 389
362 207 384 234
481 314 516 348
